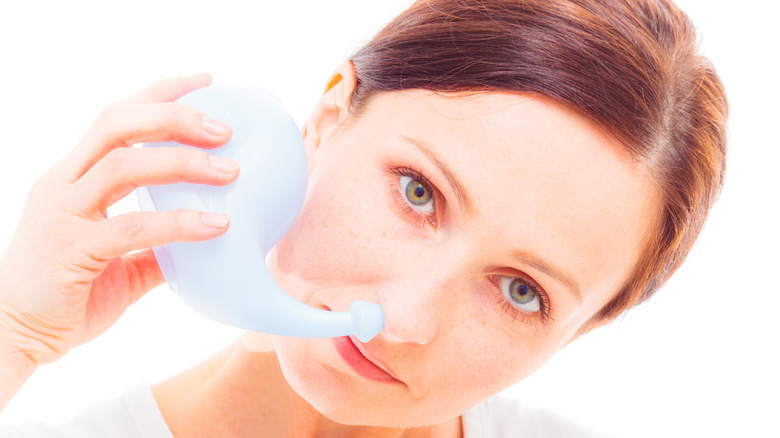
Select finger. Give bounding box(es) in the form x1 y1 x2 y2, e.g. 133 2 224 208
123 249 165 304
81 210 230 261
58 102 232 182
120 73 212 105
70 147 239 214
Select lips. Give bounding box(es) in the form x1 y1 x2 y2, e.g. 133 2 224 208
332 336 400 383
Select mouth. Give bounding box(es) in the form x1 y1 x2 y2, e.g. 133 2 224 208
332 336 400 384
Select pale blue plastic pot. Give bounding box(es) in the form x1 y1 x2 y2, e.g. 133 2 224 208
136 85 384 342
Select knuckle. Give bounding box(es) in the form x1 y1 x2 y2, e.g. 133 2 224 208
28 170 68 207
92 104 136 146
29 170 54 198
94 104 122 129
100 147 133 175
114 212 147 240
174 147 207 173
171 209 188 232
167 102 195 123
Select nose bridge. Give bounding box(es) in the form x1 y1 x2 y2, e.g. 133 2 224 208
377 246 468 345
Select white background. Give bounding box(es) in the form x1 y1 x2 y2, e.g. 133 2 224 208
0 1 777 436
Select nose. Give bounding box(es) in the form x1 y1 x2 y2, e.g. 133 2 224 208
376 262 464 345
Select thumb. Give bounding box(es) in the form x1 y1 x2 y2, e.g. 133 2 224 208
75 249 164 347
124 249 166 305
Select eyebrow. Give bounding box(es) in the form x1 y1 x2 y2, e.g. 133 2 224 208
400 136 582 303
399 135 475 216
512 250 583 303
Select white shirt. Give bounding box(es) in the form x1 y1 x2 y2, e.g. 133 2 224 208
0 384 612 437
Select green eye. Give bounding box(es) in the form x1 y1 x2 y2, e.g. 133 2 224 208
400 175 434 214
498 277 540 313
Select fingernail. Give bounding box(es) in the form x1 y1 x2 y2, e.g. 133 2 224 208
201 115 230 135
209 155 239 173
201 213 229 228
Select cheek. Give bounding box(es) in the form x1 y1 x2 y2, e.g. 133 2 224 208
269 165 394 295
446 288 569 395
445 323 559 397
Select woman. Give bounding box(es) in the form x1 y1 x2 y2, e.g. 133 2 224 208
0 0 727 436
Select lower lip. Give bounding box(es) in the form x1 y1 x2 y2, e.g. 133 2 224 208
332 336 399 383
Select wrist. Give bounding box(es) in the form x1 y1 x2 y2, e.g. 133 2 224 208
0 322 39 412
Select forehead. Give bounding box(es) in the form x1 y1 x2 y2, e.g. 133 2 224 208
345 90 659 313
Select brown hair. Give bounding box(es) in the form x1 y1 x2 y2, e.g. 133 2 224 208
347 0 728 329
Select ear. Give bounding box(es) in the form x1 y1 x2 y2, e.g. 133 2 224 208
301 60 358 173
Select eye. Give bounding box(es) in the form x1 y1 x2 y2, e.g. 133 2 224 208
399 175 434 214
498 276 541 313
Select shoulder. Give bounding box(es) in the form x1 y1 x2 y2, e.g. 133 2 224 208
0 384 173 438
462 394 617 438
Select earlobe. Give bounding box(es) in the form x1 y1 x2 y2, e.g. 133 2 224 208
301 61 358 172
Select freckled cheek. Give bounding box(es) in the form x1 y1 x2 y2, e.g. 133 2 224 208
435 325 545 399
272 170 399 292
455 286 563 386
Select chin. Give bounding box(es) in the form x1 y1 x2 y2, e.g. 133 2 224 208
270 335 441 428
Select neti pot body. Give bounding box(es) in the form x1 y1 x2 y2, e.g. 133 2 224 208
136 85 384 342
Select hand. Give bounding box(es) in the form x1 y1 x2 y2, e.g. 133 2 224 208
0 74 239 369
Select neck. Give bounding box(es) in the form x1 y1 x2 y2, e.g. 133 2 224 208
152 334 462 438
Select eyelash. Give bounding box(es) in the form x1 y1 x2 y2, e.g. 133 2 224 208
390 167 439 227
388 165 553 326
491 274 553 326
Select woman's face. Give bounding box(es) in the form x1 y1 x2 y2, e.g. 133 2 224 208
266 89 658 427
